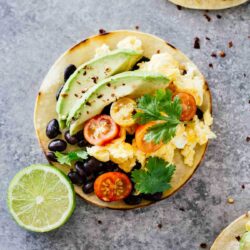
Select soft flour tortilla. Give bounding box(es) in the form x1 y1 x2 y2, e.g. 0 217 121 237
168 0 248 9
34 30 212 209
211 212 250 250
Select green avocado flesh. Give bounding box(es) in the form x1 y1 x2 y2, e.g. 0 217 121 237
56 49 143 127
240 232 250 250
67 71 169 135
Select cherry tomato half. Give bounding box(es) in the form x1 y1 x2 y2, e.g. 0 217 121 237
84 115 119 146
94 172 132 202
174 92 197 121
110 97 137 126
135 121 163 153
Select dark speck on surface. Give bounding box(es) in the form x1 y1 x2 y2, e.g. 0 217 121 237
216 14 222 19
246 137 250 142
241 184 245 189
179 207 185 212
203 14 211 22
236 236 241 241
194 37 200 49
157 224 162 229
99 28 106 34
135 25 139 30
209 63 213 68
200 243 207 248
97 220 102 224
176 5 182 10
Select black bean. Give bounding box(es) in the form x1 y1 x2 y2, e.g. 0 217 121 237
125 134 134 144
124 194 142 205
196 108 204 119
45 151 58 162
101 103 112 115
77 139 89 148
48 139 67 152
64 64 76 82
68 170 84 186
86 174 96 182
132 56 150 71
64 131 78 145
82 182 94 194
46 119 60 139
56 85 64 101
142 192 163 201
75 130 84 141
75 161 87 178
83 157 102 175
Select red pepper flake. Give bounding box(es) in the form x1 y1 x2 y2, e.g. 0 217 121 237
200 243 207 248
228 41 233 48
216 14 222 19
157 223 162 229
219 51 226 58
135 25 139 30
204 13 211 22
209 63 213 68
242 184 245 189
99 29 106 34
236 236 241 241
211 52 217 58
176 5 182 10
246 136 250 142
194 37 200 49
206 37 211 41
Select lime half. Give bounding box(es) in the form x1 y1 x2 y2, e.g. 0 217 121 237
8 164 75 232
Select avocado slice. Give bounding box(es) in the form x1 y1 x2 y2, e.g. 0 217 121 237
67 71 169 135
56 49 143 126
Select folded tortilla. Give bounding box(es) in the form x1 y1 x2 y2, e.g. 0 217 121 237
34 30 212 209
168 0 248 9
211 212 250 250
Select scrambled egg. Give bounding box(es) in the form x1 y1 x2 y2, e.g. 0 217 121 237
139 53 204 106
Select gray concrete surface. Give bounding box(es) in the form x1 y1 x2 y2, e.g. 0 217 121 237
0 0 249 249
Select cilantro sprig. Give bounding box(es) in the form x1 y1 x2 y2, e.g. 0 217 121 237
55 150 88 166
133 89 182 144
131 157 176 194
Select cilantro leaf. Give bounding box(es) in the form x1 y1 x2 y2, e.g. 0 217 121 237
55 150 88 166
131 157 176 194
133 89 182 144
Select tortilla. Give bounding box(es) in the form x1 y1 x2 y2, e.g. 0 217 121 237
211 212 250 250
34 30 212 209
168 0 248 9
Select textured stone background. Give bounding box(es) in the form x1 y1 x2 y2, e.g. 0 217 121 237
0 0 249 249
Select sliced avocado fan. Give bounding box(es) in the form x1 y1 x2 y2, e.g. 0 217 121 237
67 71 169 135
56 49 143 128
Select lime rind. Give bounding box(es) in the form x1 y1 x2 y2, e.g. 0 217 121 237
7 164 76 232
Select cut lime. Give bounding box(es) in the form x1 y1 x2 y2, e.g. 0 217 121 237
7 164 76 232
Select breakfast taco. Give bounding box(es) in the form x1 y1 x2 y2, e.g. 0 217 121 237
211 212 250 250
34 30 215 209
168 0 248 9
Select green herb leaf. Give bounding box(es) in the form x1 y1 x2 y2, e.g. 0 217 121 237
55 150 88 166
131 157 176 194
133 89 182 144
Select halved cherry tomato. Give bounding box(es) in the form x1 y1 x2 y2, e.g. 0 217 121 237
110 97 136 126
135 121 163 153
174 92 197 121
94 172 132 202
84 115 119 146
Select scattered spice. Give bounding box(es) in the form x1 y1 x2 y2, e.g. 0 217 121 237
83 71 87 76
176 5 182 10
241 184 245 189
200 243 207 249
107 83 111 87
97 94 103 99
228 41 233 48
209 63 213 68
99 29 106 34
86 101 91 106
194 37 200 49
206 37 211 41
74 94 79 98
211 52 217 58
157 223 162 229
204 14 211 22
111 93 115 97
227 197 234 204
246 136 250 142
135 25 139 30
236 236 241 241
156 49 160 54
91 76 99 83
61 93 68 97
179 207 185 212
216 14 222 19
219 51 226 58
